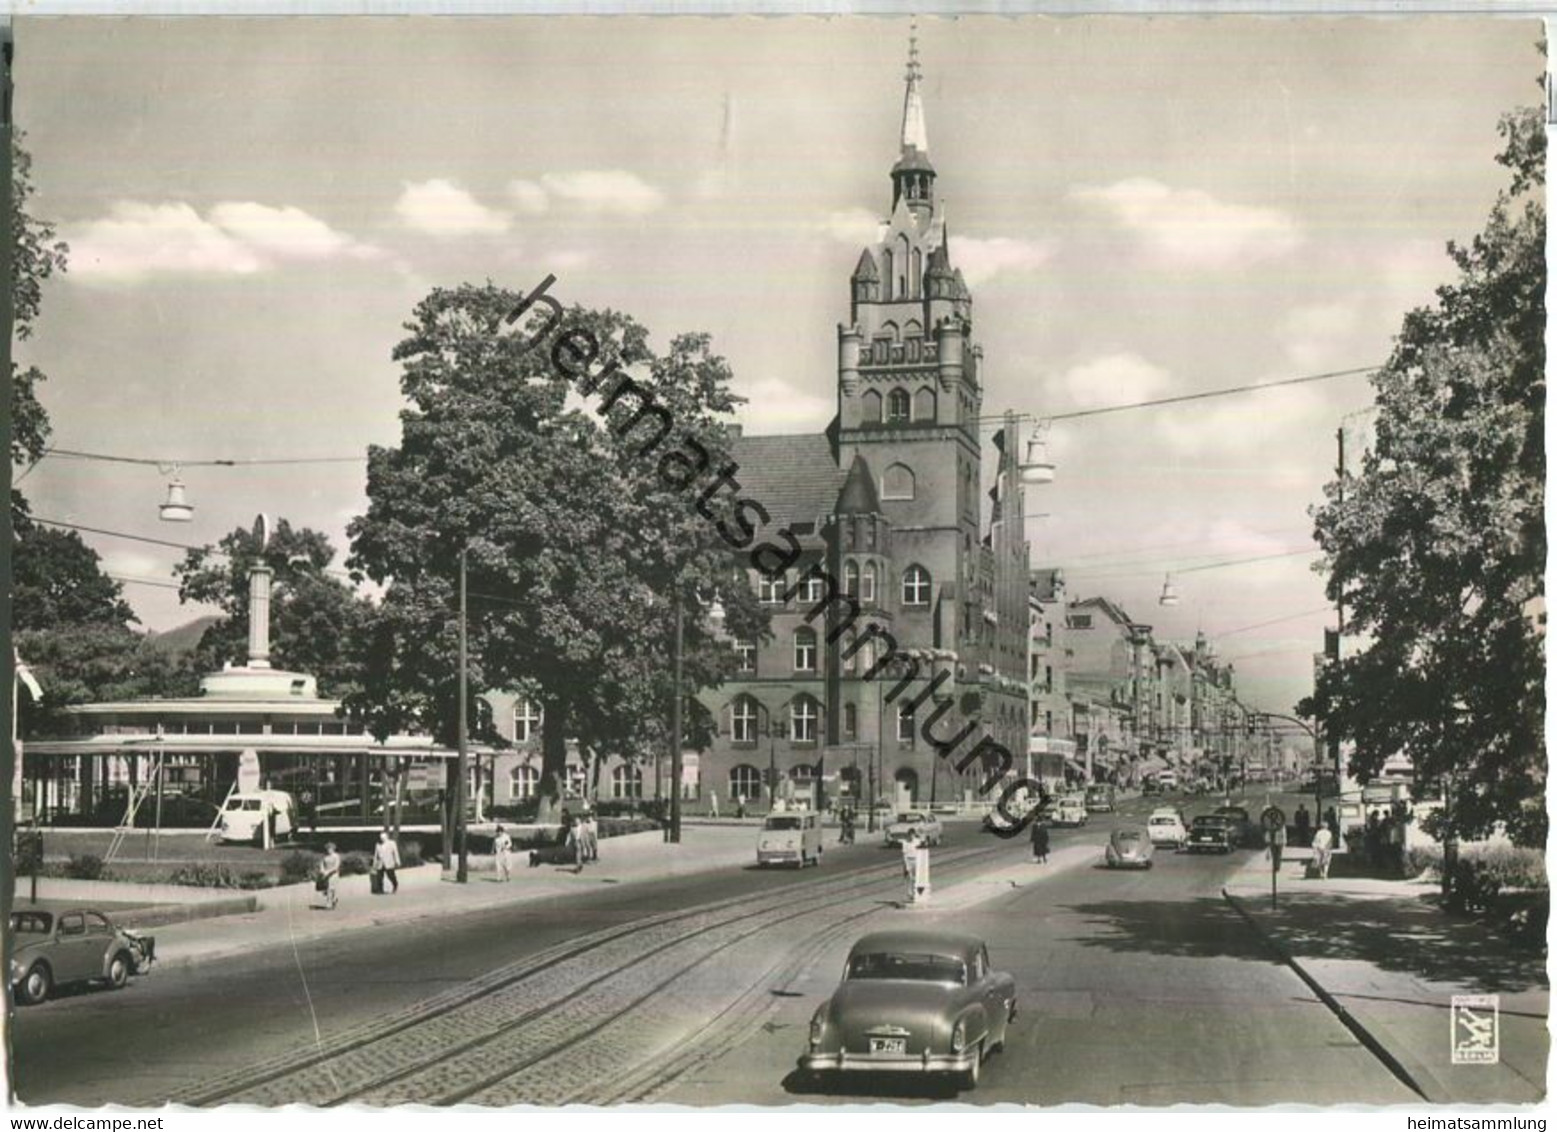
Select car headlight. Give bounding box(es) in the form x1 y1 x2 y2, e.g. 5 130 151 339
809 1011 826 1047
951 1019 968 1053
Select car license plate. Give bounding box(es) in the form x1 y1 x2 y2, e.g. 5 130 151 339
870 1037 907 1053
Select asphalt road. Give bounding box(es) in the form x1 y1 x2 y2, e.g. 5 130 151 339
11 789 1410 1107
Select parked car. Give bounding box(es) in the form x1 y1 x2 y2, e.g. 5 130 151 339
1085 784 1116 813
758 811 824 868
1104 825 1155 869
1052 794 1089 828
885 811 944 848
800 930 1017 1092
217 789 297 846
1187 814 1237 854
1212 805 1258 848
1146 808 1188 848
10 909 155 1005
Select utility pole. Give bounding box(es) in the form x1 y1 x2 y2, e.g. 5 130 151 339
454 547 469 883
1330 426 1345 803
669 587 684 844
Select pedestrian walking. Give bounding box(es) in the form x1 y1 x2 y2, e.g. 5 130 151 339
318 842 341 910
1323 806 1340 844
736 794 746 820
839 807 855 845
1030 820 1050 864
1310 824 1333 880
493 824 513 881
709 790 720 820
583 810 599 863
900 828 922 903
373 830 402 893
1294 804 1312 847
567 812 584 873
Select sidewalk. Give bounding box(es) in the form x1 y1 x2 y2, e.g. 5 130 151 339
1225 853 1548 1103
145 824 760 971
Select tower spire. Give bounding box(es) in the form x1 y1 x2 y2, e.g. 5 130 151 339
900 18 929 157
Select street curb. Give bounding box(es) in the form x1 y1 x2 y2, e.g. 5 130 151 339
1221 886 1442 1103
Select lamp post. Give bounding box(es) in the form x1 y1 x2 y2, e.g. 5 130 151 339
668 586 684 844
454 546 469 883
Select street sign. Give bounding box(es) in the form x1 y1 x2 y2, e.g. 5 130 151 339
1260 805 1286 832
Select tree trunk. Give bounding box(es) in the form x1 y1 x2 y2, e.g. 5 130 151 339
537 698 569 824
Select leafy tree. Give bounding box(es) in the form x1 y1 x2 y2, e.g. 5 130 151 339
13 523 136 632
1303 103 1545 848
16 624 200 737
345 284 767 821
12 134 70 520
173 519 373 697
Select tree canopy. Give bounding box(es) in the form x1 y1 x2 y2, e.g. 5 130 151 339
1302 102 1545 846
173 519 373 698
13 523 136 632
345 284 767 818
12 134 69 519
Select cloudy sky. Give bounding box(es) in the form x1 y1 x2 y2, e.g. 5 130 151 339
15 16 1541 717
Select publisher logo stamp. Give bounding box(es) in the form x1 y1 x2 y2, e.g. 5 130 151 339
1451 994 1499 1064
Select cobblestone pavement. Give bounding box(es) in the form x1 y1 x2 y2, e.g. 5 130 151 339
178 840 1017 1107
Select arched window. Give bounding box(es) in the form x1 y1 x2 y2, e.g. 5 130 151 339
729 764 762 801
508 764 539 801
897 703 916 743
860 389 882 424
913 386 936 421
513 700 542 743
844 702 858 739
911 248 922 297
844 560 860 597
882 248 894 301
611 763 643 800
902 564 932 606
730 695 759 744
886 389 911 423
861 563 878 604
894 767 919 803
882 463 915 501
793 628 818 672
790 696 820 744
897 234 910 298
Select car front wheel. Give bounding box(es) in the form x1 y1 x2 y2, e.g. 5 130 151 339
955 1041 983 1091
19 963 51 1005
107 952 131 989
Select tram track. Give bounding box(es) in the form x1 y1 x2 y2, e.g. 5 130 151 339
177 834 1030 1107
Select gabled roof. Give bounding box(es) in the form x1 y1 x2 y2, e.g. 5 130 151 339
852 249 879 282
1071 595 1135 628
729 432 847 531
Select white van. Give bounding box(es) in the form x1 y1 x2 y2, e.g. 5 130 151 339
217 790 296 846
756 811 823 868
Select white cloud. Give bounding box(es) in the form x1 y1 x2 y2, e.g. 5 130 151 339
952 235 1053 286
394 179 511 236
819 208 884 246
1278 301 1361 371
539 170 665 216
1059 352 1173 405
543 249 593 271
1071 178 1302 269
507 179 550 215
736 377 833 432
1155 380 1326 456
68 200 376 284
692 168 731 201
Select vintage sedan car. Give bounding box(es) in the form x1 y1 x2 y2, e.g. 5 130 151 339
9 908 155 1005
1213 805 1259 848
884 811 944 848
801 930 1017 1091
1051 793 1089 828
1105 825 1155 869
1187 814 1238 854
1147 808 1188 848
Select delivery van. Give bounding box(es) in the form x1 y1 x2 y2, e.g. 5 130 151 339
756 811 823 868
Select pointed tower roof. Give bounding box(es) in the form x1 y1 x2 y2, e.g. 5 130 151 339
900 22 929 157
836 453 882 515
852 248 879 282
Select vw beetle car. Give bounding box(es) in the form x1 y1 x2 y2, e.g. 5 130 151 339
1104 825 1155 869
1051 794 1089 828
884 811 943 848
10 909 155 1005
801 930 1016 1091
1147 808 1188 848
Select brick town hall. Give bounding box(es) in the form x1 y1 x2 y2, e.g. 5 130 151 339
691 41 1039 815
